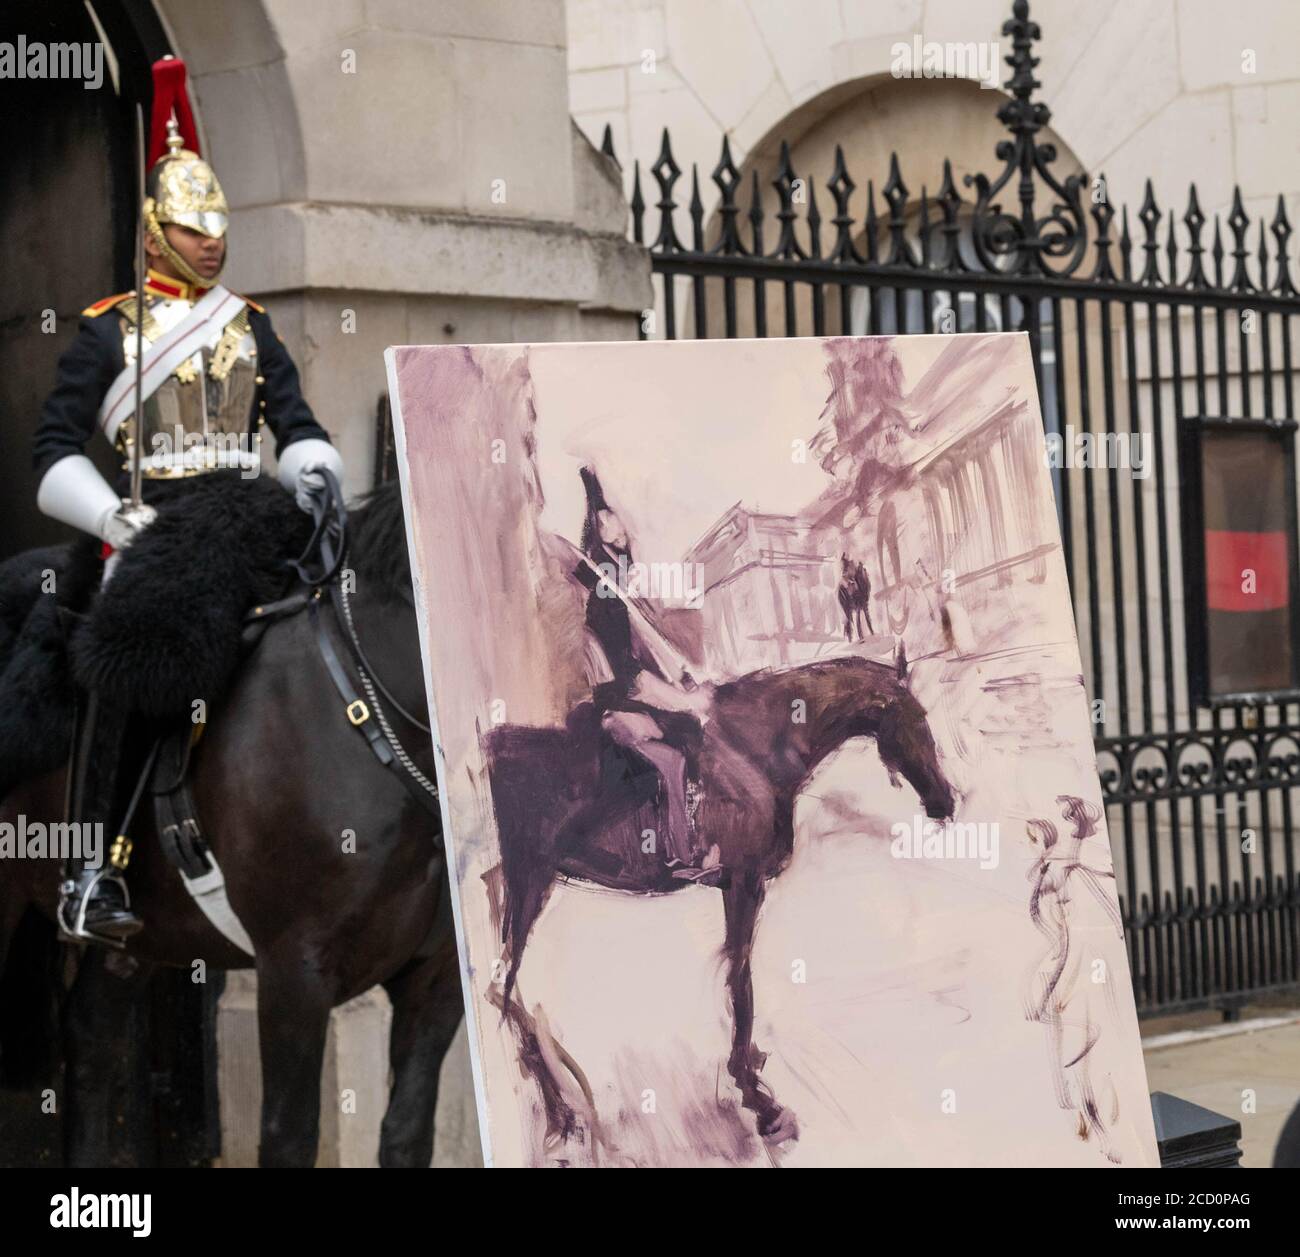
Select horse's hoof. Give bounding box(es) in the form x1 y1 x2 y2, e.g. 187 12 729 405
759 1106 799 1146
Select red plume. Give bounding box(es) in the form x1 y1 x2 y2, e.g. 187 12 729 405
147 56 200 165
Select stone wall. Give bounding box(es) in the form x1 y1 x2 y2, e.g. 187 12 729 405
569 0 1300 236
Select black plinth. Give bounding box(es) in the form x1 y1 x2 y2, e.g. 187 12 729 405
1151 1091 1243 1168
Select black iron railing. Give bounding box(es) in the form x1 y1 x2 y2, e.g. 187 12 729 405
610 0 1300 1016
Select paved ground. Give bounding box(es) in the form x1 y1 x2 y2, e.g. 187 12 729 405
1141 1003 1300 1168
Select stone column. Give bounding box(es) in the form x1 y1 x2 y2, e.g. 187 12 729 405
159 0 650 490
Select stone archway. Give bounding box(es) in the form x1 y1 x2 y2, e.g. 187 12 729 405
673 74 1088 340
153 1 307 226
0 0 170 559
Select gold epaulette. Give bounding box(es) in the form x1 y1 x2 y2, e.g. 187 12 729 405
82 292 133 318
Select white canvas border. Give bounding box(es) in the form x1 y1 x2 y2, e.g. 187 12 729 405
383 346 497 1169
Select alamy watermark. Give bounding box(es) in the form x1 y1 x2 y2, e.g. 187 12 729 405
890 38 1000 89
0 815 103 867
50 1189 151 1238
891 815 1000 869
593 555 705 608
0 37 104 90
147 425 263 478
1044 424 1151 479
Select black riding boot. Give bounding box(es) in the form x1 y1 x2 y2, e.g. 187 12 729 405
59 861 142 943
57 690 143 944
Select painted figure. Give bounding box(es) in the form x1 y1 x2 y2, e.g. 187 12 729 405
837 553 874 641
1025 794 1126 1162
573 466 721 882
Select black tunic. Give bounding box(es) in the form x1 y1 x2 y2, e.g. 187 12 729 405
32 302 329 478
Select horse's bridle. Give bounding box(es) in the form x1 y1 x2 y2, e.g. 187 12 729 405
249 470 441 825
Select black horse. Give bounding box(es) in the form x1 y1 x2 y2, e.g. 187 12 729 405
484 654 956 1152
0 482 463 1168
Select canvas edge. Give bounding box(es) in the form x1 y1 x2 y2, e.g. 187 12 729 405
1007 332 1162 1167
379 330 993 354
382 344 498 1170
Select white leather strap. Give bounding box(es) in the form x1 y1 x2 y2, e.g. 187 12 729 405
181 861 255 956
97 284 244 444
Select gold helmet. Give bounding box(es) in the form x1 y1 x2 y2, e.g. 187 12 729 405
143 56 228 287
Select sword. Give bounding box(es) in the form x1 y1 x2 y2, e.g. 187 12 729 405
557 534 697 686
128 101 145 511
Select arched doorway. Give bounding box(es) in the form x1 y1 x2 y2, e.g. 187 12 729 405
0 0 227 1171
0 0 168 559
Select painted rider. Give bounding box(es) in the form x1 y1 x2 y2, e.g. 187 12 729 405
32 57 342 942
573 467 722 884
838 552 873 640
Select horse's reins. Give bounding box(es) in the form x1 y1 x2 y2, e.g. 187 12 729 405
280 470 441 821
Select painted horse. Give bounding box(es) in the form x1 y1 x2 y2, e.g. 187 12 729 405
0 480 462 1167
484 653 956 1151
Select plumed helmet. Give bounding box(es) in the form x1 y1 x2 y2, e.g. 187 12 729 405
143 57 229 284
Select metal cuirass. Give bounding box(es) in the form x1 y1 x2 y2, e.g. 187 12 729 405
118 290 260 478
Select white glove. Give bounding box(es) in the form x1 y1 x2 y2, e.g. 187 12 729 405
37 454 153 547
100 501 157 551
277 438 344 512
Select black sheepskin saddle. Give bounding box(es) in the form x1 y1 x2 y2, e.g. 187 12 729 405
0 472 312 798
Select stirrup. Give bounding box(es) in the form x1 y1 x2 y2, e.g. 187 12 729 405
57 869 141 948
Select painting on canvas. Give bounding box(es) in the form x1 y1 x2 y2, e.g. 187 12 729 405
385 331 1159 1168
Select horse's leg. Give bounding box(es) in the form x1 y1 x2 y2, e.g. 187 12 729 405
255 952 333 1168
63 949 155 1167
722 869 797 1145
483 875 585 1154
378 949 463 1168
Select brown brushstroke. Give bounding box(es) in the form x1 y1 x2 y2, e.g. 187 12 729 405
484 653 955 1146
1024 794 1124 1163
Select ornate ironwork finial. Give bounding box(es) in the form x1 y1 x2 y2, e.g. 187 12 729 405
965 0 1088 276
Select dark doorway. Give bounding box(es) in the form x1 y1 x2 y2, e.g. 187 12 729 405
0 0 167 559
1 0 225 1170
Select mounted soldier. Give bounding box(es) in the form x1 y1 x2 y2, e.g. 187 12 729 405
571 466 722 884
29 57 342 943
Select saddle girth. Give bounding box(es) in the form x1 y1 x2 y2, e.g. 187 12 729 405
149 724 255 955
151 725 210 880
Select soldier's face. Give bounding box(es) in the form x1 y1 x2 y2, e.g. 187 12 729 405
147 223 226 281
596 509 629 552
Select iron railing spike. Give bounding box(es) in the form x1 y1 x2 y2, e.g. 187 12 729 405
827 144 863 264
770 141 806 260
629 159 644 245
1183 184 1207 288
649 130 683 253
710 134 745 256
1089 174 1116 282
806 178 822 259
882 153 914 267
689 164 704 251
918 186 932 268
1228 185 1254 291
1271 194 1296 294
865 177 879 264
748 168 765 256
1139 179 1161 284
